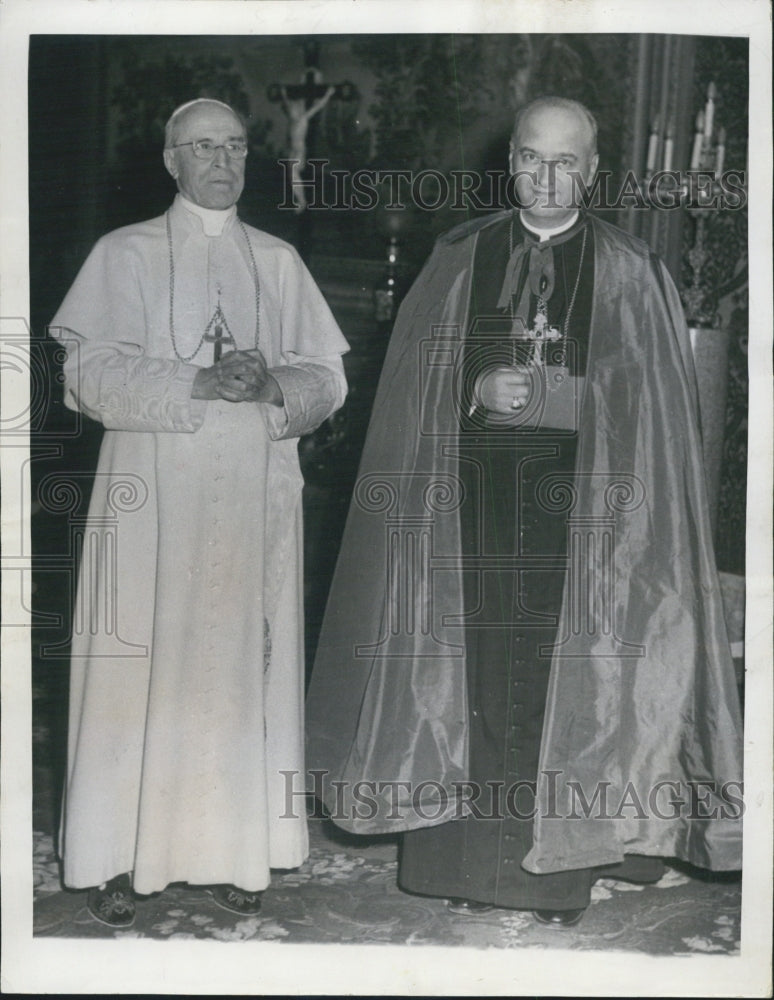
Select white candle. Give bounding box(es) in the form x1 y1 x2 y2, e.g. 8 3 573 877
663 119 674 171
704 82 716 139
715 127 726 175
663 139 674 172
646 114 661 174
690 111 705 169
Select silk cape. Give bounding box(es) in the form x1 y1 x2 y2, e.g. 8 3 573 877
305 211 743 874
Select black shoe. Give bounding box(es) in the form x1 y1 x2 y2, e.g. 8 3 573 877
533 907 586 927
594 854 666 885
446 896 495 915
205 884 263 915
87 872 136 928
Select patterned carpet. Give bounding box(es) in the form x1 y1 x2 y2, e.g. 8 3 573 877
33 817 741 953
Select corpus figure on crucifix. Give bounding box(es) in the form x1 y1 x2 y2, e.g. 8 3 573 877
280 73 336 213
269 42 354 215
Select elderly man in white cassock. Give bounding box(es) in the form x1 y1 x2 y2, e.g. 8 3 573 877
49 98 349 926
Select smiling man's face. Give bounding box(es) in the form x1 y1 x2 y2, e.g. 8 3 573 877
163 102 246 210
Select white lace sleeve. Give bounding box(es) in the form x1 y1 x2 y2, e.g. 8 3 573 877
52 329 206 433
261 353 347 441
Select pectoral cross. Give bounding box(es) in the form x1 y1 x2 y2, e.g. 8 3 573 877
529 297 562 366
204 299 236 363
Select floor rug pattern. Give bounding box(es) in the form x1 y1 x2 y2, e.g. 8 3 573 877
33 821 741 954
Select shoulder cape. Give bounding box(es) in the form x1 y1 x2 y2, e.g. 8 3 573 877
306 214 743 873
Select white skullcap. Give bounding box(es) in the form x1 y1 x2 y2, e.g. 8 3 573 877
164 98 242 147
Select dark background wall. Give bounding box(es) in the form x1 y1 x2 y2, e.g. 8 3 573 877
28 32 637 320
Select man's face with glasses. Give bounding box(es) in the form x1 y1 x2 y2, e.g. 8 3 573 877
163 103 247 210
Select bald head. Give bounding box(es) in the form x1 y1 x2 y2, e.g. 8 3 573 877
512 97 597 158
509 97 599 228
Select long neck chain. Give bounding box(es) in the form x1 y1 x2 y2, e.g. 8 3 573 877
508 218 587 367
166 211 261 363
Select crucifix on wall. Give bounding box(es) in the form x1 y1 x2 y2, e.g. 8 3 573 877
268 40 354 213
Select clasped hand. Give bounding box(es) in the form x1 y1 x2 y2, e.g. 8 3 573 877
478 365 534 414
192 349 283 406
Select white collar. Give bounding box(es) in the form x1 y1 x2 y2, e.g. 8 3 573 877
520 210 580 243
178 193 236 236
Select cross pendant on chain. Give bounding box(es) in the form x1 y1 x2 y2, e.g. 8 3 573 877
204 298 236 363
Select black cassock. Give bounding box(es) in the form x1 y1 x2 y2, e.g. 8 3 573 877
399 214 662 909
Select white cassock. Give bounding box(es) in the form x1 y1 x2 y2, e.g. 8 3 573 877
49 194 349 893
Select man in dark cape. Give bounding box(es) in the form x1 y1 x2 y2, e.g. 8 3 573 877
306 97 742 922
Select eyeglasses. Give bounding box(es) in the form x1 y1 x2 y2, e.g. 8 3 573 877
172 139 248 160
